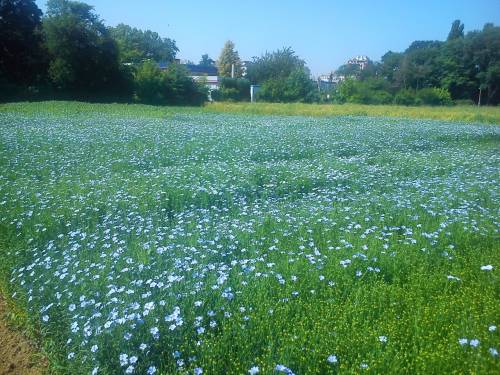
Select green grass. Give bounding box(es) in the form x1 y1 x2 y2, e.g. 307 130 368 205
0 102 499 374
1 100 499 124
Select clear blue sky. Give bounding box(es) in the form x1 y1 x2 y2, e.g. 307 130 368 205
35 0 500 76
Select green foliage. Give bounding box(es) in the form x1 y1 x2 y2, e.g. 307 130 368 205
0 0 45 85
246 47 306 84
394 89 417 106
135 61 207 106
109 23 178 64
212 77 250 101
377 21 500 104
246 48 317 103
258 68 318 103
217 40 242 77
199 54 215 67
336 78 393 105
447 20 465 41
416 87 453 106
42 0 130 97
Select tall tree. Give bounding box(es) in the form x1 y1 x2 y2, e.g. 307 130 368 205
245 47 305 84
217 40 242 77
0 0 45 84
199 54 215 67
43 0 127 94
245 47 316 102
447 19 464 41
109 23 178 64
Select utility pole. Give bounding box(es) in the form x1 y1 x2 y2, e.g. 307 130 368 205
231 64 235 78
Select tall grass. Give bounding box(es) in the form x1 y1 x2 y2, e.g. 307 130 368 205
1 101 499 124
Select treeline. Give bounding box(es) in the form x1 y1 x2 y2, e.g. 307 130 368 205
0 0 206 105
213 21 499 105
1 1 499 106
333 21 500 105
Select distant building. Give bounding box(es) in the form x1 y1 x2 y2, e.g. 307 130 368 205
184 64 220 90
347 55 370 70
317 73 344 91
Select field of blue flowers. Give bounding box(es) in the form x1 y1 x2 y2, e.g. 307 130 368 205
0 105 499 374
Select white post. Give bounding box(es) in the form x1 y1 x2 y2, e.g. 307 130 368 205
231 64 235 78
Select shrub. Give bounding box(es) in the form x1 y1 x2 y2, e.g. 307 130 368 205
134 61 207 106
214 77 250 102
416 88 453 106
394 90 417 106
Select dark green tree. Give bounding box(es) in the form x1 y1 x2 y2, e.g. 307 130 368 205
134 60 207 105
246 47 317 102
447 20 464 41
199 54 215 67
246 47 305 84
109 23 178 64
43 0 130 96
0 0 45 85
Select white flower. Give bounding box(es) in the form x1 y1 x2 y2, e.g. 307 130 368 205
150 327 160 339
379 335 387 343
42 315 49 322
249 366 259 374
459 338 468 345
327 355 338 363
91 367 99 375
147 366 157 375
488 325 496 332
470 339 480 348
91 345 98 353
129 356 138 364
67 352 75 360
275 364 295 374
125 365 134 374
480 265 493 271
119 354 128 367
194 368 203 375
489 347 498 357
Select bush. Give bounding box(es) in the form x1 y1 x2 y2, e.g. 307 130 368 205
337 78 393 105
258 68 318 103
394 90 417 106
416 88 453 106
213 78 250 102
134 61 207 106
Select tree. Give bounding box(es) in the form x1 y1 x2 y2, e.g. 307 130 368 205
199 54 215 67
0 0 45 85
246 47 305 84
43 0 129 96
447 19 464 41
109 23 178 64
246 47 316 102
217 40 242 77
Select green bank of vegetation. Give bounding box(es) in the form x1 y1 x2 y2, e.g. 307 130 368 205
1 1 499 106
1 101 499 124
